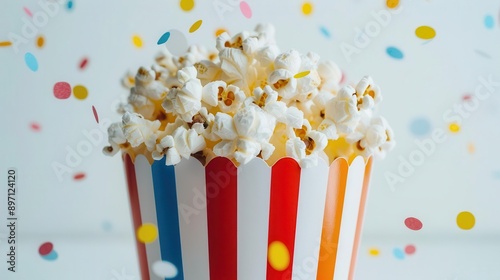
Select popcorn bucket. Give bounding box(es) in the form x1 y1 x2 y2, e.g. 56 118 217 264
123 153 373 280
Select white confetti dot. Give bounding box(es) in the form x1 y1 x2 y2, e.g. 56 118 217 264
152 260 178 278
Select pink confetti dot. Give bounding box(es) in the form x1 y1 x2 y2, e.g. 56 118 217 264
404 217 423 231
39 242 53 256
53 82 72 99
30 122 41 131
405 244 416 255
73 172 86 181
79 57 89 70
23 7 33 17
92 105 99 123
240 1 252 19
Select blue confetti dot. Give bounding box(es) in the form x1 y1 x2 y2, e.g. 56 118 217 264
157 31 171 45
409 117 431 136
484 15 494 29
102 220 113 232
492 170 500 179
42 250 58 261
393 248 405 260
386 46 404 59
67 0 73 10
24 52 38 72
319 26 331 39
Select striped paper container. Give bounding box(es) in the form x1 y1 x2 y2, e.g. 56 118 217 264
123 153 373 280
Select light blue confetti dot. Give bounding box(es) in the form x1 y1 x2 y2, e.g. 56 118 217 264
102 221 113 232
42 250 58 261
492 170 500 179
24 52 38 72
393 248 405 260
157 31 171 45
386 46 404 59
484 15 494 29
67 0 73 10
410 117 431 136
319 26 331 39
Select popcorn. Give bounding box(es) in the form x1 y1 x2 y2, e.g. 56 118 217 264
105 24 394 167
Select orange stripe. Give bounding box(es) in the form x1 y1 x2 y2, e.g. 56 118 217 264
316 158 349 279
347 157 373 280
0 41 12 47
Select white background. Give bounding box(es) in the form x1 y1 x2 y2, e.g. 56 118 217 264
1 0 500 279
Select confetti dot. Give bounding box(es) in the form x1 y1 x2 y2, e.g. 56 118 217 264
179 0 195 12
301 2 313 15
492 170 500 179
0 41 12 47
386 0 399 9
319 26 331 38
484 15 494 29
132 35 143 48
36 36 45 48
409 117 431 136
73 172 86 181
92 105 99 123
404 217 423 231
240 1 252 19
467 142 475 154
268 241 290 271
25 52 39 72
386 46 404 59
157 32 171 45
368 248 380 256
215 28 227 37
462 94 472 101
153 261 178 278
67 0 74 10
294 71 310 79
73 85 88 100
53 82 72 99
39 242 53 256
137 224 158 243
23 7 33 17
164 29 189 56
405 244 416 255
474 49 492 59
189 20 203 33
102 221 113 232
393 248 405 260
30 122 41 131
42 250 58 261
449 123 460 133
415 26 436 40
457 211 475 230
79 57 89 70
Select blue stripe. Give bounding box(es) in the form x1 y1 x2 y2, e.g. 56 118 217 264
152 158 184 280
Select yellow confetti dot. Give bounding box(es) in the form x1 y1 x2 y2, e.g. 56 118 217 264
180 0 195 12
73 85 88 100
0 41 12 47
132 35 143 48
368 248 380 256
268 241 290 271
449 123 460 133
457 211 475 230
301 2 313 16
415 26 436 40
386 0 399 8
189 20 203 33
215 28 227 37
36 36 44 48
294 71 310 79
137 224 158 243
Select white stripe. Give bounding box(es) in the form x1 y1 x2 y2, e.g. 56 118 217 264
175 158 210 280
134 155 162 280
292 159 329 280
237 158 272 280
333 156 366 280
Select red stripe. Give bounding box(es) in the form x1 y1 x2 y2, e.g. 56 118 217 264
123 154 150 280
267 158 301 280
205 157 238 279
